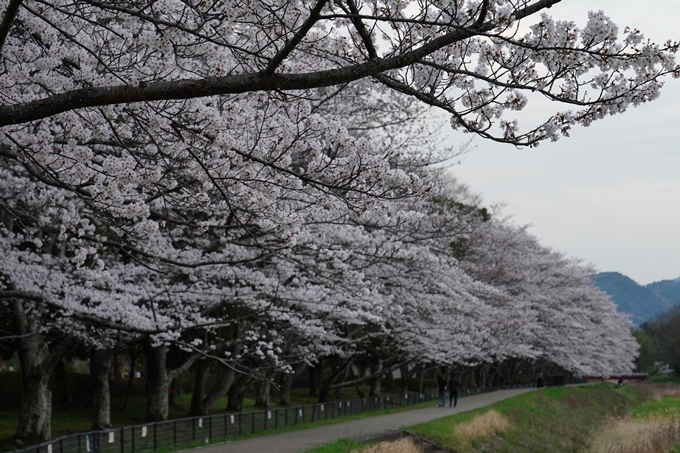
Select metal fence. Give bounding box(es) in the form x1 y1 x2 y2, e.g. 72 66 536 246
13 383 534 453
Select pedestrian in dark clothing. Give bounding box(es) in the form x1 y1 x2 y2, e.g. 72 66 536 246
437 375 446 407
448 375 459 407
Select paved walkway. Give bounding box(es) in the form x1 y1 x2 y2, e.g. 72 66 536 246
184 387 535 453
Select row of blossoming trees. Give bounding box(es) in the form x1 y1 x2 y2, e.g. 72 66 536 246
1 0 676 445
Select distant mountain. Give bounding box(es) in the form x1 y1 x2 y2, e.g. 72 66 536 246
591 272 680 325
647 278 680 309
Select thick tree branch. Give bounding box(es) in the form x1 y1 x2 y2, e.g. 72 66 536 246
0 0 22 56
0 0 566 127
0 290 169 335
328 358 407 389
167 352 201 381
40 337 79 376
346 0 378 60
513 0 561 19
476 0 489 27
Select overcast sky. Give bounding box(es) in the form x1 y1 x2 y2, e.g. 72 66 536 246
449 0 680 285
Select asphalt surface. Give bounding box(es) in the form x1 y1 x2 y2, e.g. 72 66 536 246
181 387 536 453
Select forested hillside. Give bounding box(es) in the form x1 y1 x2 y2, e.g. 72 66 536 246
592 273 680 324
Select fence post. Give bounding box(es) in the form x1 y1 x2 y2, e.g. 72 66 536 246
192 418 196 442
173 421 177 447
208 416 212 441
153 424 157 451
120 428 124 453
131 427 135 453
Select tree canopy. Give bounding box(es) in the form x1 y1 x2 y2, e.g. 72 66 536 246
0 0 667 444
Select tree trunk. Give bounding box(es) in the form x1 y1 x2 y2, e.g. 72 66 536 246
348 365 366 398
480 364 490 388
145 343 199 422
91 349 114 430
195 365 236 415
279 363 306 406
122 344 140 412
11 299 76 447
254 377 271 408
226 374 249 412
368 360 383 397
399 364 410 393
418 366 427 393
385 369 396 392
333 365 350 398
318 357 351 403
15 373 51 446
308 364 319 397
53 359 70 409
145 345 171 422
169 377 179 406
188 360 210 416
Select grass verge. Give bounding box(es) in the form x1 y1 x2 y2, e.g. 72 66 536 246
406 384 644 453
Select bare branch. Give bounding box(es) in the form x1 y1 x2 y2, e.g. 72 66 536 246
0 331 40 341
265 0 329 76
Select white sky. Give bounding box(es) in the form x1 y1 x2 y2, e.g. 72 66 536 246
448 0 680 285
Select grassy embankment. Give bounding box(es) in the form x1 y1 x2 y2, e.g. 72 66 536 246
305 381 680 453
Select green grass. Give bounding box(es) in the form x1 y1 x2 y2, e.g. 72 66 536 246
406 384 647 453
633 395 680 419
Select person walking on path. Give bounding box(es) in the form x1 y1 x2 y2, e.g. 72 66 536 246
437 374 447 407
448 375 460 407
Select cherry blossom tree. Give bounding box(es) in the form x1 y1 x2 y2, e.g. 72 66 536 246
0 0 668 444
458 206 638 376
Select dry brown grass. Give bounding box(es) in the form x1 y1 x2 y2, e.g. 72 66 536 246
454 410 511 440
636 383 680 400
350 438 424 453
588 418 680 453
